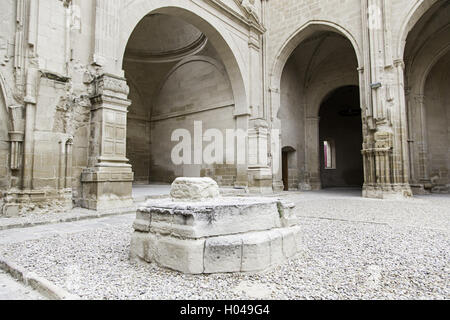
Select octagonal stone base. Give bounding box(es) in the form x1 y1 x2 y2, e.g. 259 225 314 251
130 196 301 274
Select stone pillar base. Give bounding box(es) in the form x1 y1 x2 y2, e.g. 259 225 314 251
81 166 134 210
363 183 413 200
272 180 284 192
410 184 430 195
248 167 273 194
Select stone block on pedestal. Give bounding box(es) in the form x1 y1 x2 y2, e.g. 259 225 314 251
130 177 302 274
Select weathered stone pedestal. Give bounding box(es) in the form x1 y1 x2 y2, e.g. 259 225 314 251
130 178 302 274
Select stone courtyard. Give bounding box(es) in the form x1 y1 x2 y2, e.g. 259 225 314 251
0 187 448 300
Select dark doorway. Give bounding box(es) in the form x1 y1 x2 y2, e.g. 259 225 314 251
282 146 295 191
282 151 289 191
319 86 364 188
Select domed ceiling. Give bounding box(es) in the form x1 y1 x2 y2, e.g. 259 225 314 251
125 14 208 63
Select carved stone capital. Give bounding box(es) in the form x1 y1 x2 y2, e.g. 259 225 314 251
8 131 24 142
93 73 130 100
374 131 393 150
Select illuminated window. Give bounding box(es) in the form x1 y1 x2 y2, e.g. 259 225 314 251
324 140 336 169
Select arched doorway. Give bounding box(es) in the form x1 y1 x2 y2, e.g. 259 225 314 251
123 12 238 187
275 24 362 192
404 0 450 193
319 86 363 188
282 146 296 191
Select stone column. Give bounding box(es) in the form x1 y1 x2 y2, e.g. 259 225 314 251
93 0 121 72
305 117 321 190
271 122 283 192
360 0 412 199
22 68 38 191
248 119 272 193
414 94 430 186
393 59 412 190
268 87 284 192
65 138 73 189
81 74 134 210
246 26 272 193
233 112 250 189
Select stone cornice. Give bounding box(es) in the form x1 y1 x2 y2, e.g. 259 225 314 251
125 35 208 64
207 0 266 34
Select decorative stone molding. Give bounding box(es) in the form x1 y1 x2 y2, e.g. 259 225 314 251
125 35 208 64
201 0 265 35
61 0 72 8
93 73 130 100
238 0 261 24
40 70 70 83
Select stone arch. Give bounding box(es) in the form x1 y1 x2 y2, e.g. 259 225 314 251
420 52 450 191
270 20 362 95
307 75 359 118
407 27 450 96
282 146 296 153
273 23 361 191
152 55 234 119
397 0 443 59
118 0 248 115
402 0 450 190
157 56 229 92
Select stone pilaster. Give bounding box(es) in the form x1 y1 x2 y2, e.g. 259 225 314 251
247 24 272 193
360 0 412 199
81 73 134 210
268 87 284 192
305 117 321 190
93 0 121 72
233 111 250 189
248 119 272 193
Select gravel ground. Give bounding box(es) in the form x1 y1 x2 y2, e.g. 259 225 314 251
283 190 450 231
0 191 448 300
0 205 137 231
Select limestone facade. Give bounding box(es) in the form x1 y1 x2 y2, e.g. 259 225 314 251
0 0 448 215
